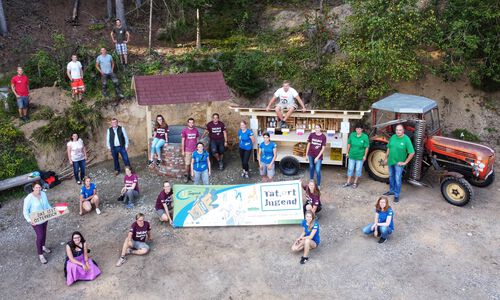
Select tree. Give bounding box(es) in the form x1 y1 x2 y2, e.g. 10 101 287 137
0 0 8 36
106 0 113 21
115 0 126 26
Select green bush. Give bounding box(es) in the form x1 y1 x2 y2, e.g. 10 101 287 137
451 129 481 142
0 110 38 180
31 105 55 121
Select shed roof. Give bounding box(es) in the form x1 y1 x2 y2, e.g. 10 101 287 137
371 93 437 113
133 71 231 106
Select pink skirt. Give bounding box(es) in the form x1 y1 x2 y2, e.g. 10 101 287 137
66 255 101 286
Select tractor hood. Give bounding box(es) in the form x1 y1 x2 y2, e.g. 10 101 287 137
428 136 495 160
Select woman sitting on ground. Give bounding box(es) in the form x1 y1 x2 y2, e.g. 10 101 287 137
155 181 174 227
116 213 152 267
148 114 169 167
362 195 394 244
302 179 322 215
79 176 101 215
291 210 320 264
64 231 101 286
121 166 139 209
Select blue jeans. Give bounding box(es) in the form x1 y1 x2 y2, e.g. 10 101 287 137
193 169 209 185
111 146 130 172
72 159 86 182
308 155 323 186
151 138 166 158
347 158 363 177
362 223 393 239
389 164 404 198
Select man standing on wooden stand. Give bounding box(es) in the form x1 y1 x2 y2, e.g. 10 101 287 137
202 113 228 171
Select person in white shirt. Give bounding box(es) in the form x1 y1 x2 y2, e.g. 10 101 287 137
67 133 87 185
66 54 85 100
266 80 306 128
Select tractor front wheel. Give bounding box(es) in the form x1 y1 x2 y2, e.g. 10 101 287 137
440 177 474 206
365 143 389 183
468 171 495 187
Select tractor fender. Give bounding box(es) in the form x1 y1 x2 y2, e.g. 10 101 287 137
439 171 464 183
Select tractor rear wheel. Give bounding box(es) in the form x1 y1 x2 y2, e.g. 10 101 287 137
440 177 474 206
468 171 495 187
279 156 300 176
365 143 389 183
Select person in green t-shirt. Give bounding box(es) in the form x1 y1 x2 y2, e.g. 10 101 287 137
383 124 415 202
343 124 370 188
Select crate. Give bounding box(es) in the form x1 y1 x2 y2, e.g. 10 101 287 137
293 142 307 157
330 147 343 161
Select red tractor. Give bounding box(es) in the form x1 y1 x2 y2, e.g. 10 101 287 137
365 93 495 206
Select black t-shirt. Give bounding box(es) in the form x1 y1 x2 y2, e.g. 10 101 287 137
112 26 128 43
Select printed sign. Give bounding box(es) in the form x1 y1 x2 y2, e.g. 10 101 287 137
30 203 69 225
173 180 304 227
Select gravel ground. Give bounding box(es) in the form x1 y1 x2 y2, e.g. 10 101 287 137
0 150 499 300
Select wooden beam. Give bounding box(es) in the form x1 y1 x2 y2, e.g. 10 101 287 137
146 105 152 154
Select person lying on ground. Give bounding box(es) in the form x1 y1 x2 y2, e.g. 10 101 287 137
64 231 101 286
362 195 394 244
116 213 152 267
291 210 320 264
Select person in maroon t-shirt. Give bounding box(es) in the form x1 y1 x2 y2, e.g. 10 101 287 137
302 179 322 215
155 181 174 227
202 113 228 171
305 125 327 187
10 67 30 121
181 118 200 183
116 213 152 267
148 115 169 167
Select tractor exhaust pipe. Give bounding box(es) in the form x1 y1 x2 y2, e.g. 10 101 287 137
410 119 426 182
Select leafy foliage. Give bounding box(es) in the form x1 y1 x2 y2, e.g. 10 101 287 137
451 128 481 142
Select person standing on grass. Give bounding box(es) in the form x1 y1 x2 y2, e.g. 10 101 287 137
79 176 101 216
67 133 87 185
106 118 131 175
95 48 124 99
116 213 152 267
362 196 394 244
121 166 139 209
302 179 322 215
343 123 370 189
265 80 306 128
110 19 130 67
258 132 277 182
191 142 211 185
291 210 320 264
238 120 255 178
66 54 85 100
155 181 174 228
181 118 200 183
11 66 30 122
306 125 326 188
64 231 101 286
148 114 169 167
22 181 52 264
202 113 228 171
383 124 415 202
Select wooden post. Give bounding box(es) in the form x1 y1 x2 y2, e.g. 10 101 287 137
148 0 153 53
206 101 212 124
196 8 201 49
146 105 152 154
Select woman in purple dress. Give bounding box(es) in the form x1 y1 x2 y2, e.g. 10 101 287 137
64 231 101 286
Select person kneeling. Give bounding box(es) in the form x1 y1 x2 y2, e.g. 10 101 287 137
362 196 394 244
155 181 174 228
65 231 101 286
116 213 152 267
79 176 101 215
291 210 320 264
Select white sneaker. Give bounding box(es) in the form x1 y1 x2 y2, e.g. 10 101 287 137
96 208 101 215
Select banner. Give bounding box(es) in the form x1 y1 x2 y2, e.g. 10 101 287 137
30 203 69 225
173 180 304 227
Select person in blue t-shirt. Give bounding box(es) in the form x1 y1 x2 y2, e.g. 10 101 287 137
362 196 394 243
191 142 211 185
238 120 255 178
79 176 101 216
258 132 277 182
291 210 320 264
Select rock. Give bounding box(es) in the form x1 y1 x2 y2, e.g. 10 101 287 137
467 232 472 236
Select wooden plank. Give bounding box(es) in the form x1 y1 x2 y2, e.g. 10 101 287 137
229 106 370 115
0 174 40 192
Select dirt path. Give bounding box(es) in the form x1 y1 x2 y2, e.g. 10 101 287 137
0 151 499 299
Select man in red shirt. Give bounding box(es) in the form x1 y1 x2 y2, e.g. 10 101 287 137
10 67 30 121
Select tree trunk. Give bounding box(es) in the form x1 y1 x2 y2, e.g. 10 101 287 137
148 0 152 53
115 0 126 27
106 0 113 21
0 0 8 36
196 8 201 49
71 0 80 22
